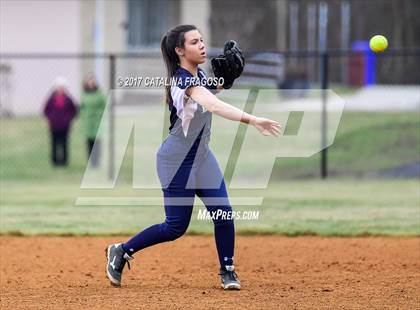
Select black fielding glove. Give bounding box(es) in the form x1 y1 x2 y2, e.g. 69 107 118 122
211 40 245 89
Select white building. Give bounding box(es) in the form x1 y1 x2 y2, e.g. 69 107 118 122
0 0 211 116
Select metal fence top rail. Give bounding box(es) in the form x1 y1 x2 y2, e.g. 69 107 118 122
0 48 419 59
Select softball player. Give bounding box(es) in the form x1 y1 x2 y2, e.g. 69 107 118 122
106 24 281 290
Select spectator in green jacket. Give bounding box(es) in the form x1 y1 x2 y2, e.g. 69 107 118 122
80 74 106 168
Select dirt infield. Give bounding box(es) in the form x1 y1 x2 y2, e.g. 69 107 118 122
0 236 418 309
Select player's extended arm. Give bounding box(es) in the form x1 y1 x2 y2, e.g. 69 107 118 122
187 86 282 137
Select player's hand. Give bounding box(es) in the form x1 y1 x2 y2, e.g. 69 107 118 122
252 117 282 137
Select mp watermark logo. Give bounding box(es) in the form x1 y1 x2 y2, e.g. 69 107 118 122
75 88 345 207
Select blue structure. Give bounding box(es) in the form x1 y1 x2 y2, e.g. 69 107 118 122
351 41 376 85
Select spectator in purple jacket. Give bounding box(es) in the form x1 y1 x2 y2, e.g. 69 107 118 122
43 77 77 166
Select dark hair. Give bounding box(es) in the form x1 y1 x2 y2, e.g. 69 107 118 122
161 24 197 106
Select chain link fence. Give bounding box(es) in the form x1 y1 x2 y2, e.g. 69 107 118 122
0 49 419 182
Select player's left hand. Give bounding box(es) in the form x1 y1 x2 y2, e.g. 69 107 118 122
211 40 245 89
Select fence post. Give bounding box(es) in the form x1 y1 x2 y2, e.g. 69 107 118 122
321 52 329 179
108 54 115 181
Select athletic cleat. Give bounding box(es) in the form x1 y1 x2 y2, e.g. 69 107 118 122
105 243 133 287
219 265 241 290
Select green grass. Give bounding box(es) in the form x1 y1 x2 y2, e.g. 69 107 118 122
0 179 418 236
271 112 420 178
0 112 419 236
1 112 419 180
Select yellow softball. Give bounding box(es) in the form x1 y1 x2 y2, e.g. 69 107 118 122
369 35 388 53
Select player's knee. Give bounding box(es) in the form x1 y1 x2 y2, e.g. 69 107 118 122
209 205 234 226
166 227 187 241
165 222 189 241
213 217 234 227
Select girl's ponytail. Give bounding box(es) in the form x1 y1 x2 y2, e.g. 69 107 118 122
161 34 175 107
